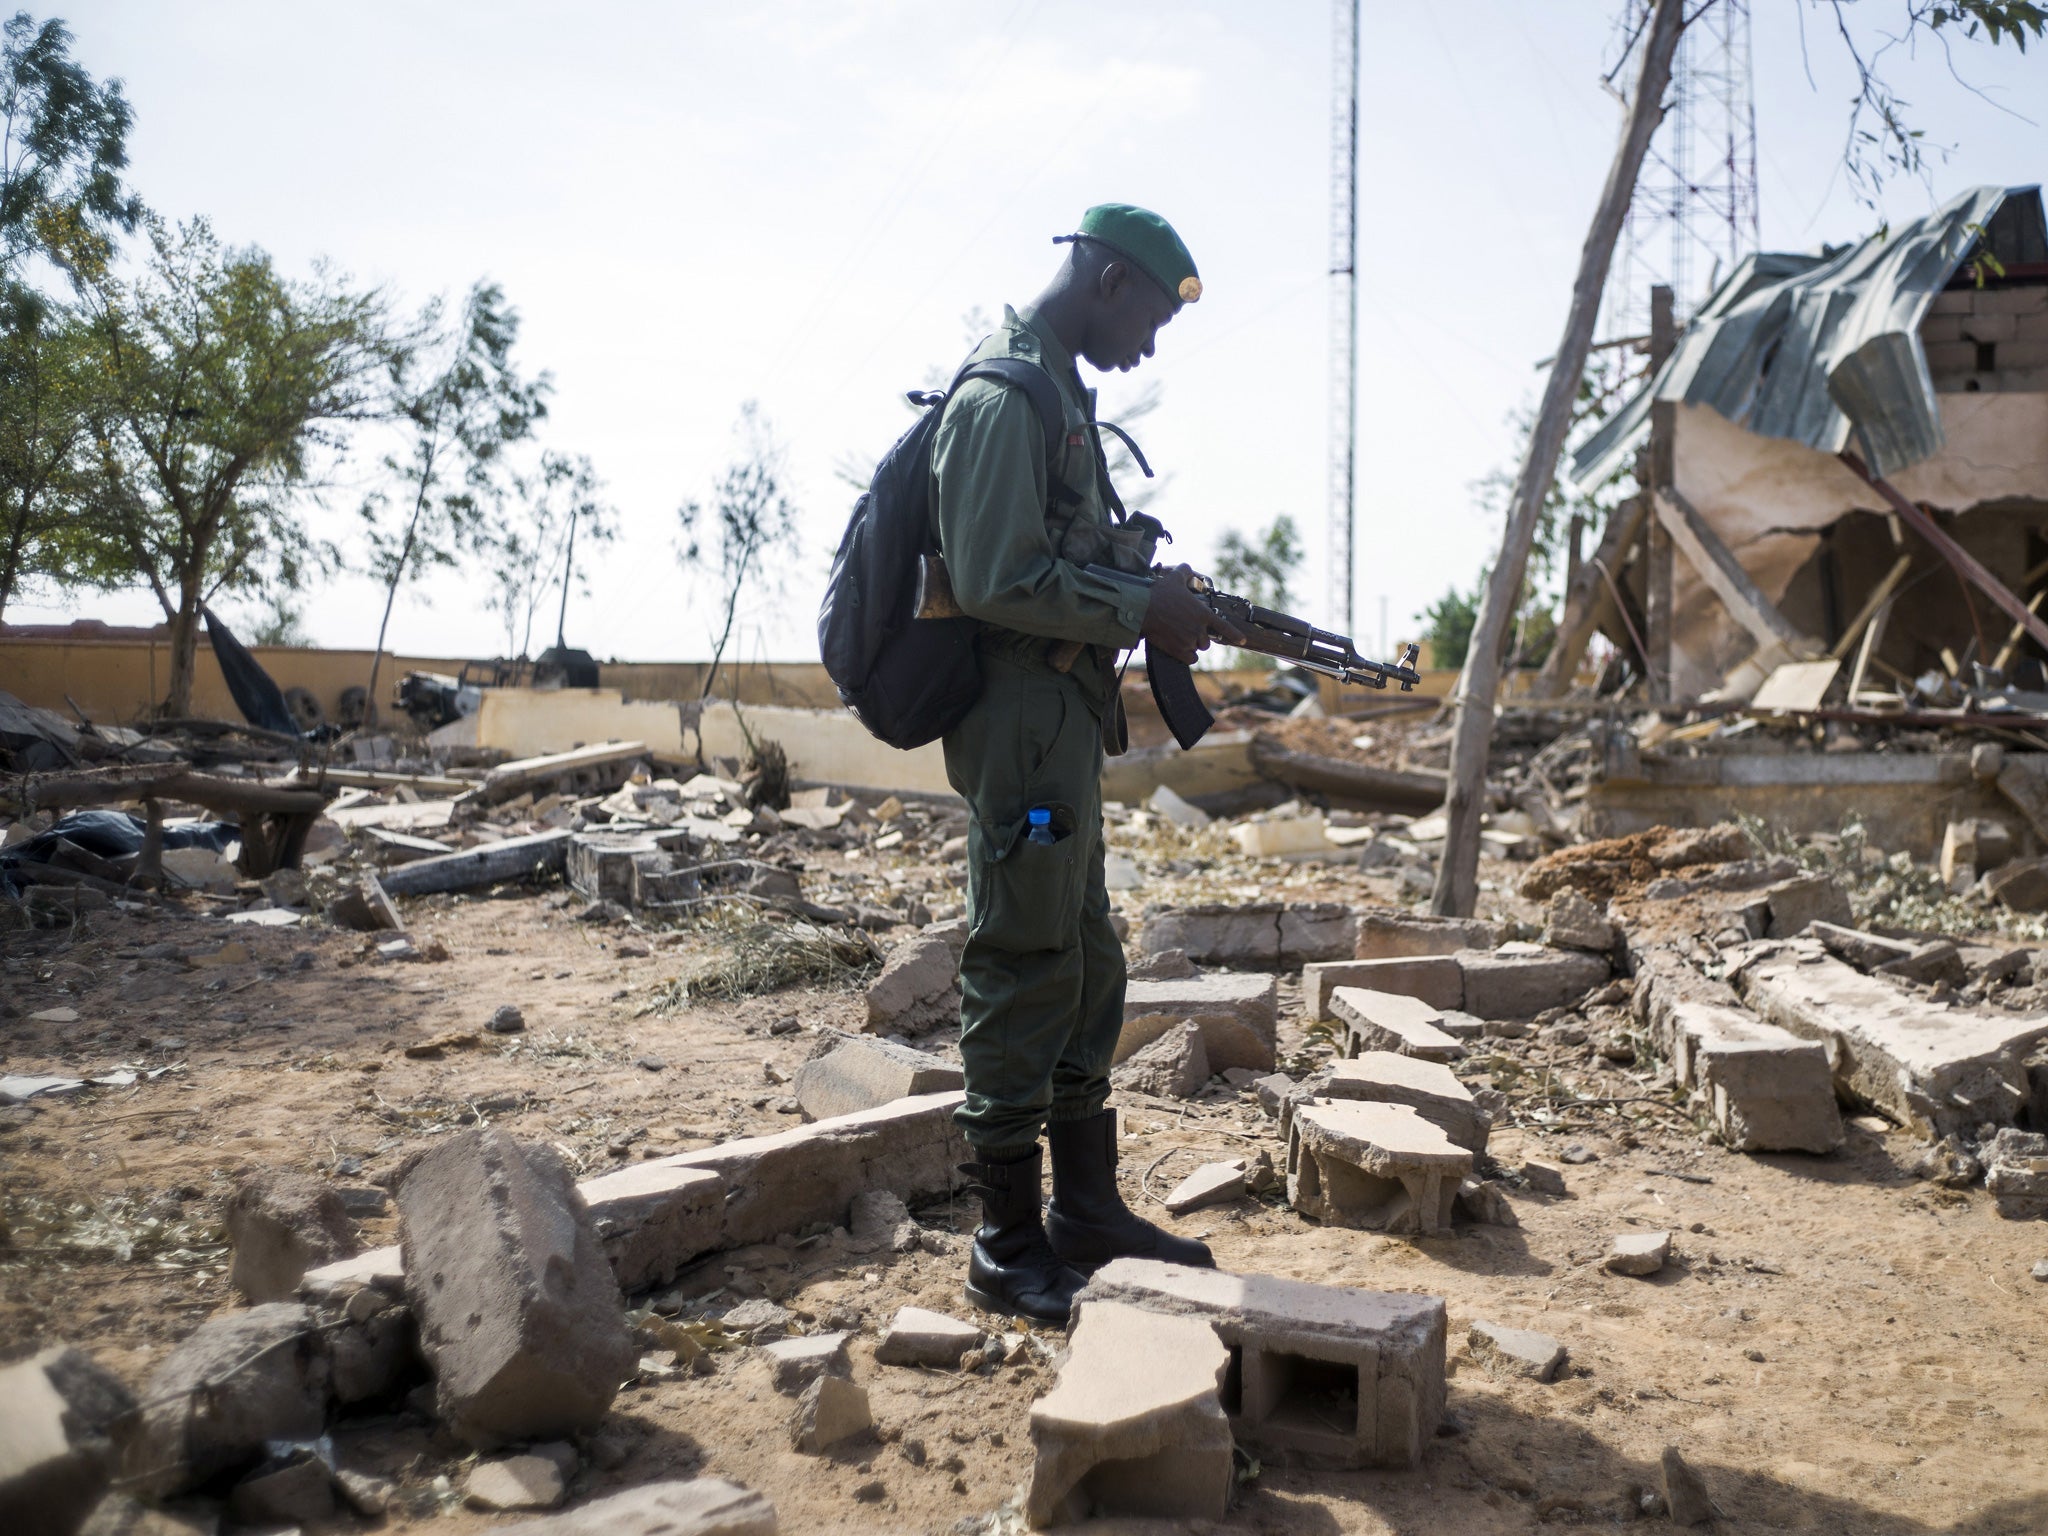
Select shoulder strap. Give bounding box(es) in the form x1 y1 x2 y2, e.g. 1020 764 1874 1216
954 356 1065 462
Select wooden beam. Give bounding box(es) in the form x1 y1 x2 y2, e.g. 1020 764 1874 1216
1840 451 2048 656
1652 486 1814 655
1828 554 1914 661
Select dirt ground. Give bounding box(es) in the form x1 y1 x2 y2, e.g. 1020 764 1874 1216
5 837 2048 1536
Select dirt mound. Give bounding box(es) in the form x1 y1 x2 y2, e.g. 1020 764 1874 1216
1520 822 1754 903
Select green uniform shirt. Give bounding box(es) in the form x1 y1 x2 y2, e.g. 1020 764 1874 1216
930 305 1151 656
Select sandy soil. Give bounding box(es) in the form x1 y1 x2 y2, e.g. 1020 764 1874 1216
4 837 2047 1536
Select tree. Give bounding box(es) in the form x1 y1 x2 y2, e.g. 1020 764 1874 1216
678 401 799 700
1211 513 1302 668
360 281 548 723
1 10 140 291
1421 584 1480 672
79 217 386 715
482 449 614 660
0 290 93 620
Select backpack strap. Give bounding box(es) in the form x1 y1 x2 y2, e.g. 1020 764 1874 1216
953 356 1073 507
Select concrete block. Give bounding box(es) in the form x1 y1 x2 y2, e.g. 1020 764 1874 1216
1875 940 1968 986
1162 1161 1247 1214
465 1456 565 1512
1139 900 1357 967
1355 910 1499 960
1763 873 1852 937
1941 818 2013 887
792 1034 962 1122
328 1297 416 1406
1734 942 2048 1137
1252 1072 1294 1115
1025 1301 1233 1526
1807 921 1918 971
1454 1177 1517 1226
0 1347 137 1536
1988 857 2048 913
1656 999 1843 1153
116 1304 329 1499
1286 1100 1472 1235
654 1091 969 1251
862 934 959 1033
1604 1230 1671 1275
228 1459 334 1527
1468 1320 1565 1381
1305 955 1463 1018
398 1130 636 1449
1542 889 1615 953
299 1245 403 1307
1456 947 1609 1020
759 1332 850 1394
1074 1257 1448 1469
1229 814 1331 858
1287 1051 1487 1153
1521 1159 1567 1196
1119 973 1278 1072
1328 987 1465 1063
575 1163 726 1293
223 1168 359 1304
473 1479 776 1536
1984 1128 2048 1220
1110 1019 1209 1099
791 1375 870 1453
875 1306 981 1368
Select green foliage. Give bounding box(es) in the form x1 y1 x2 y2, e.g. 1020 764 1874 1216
244 591 309 647
679 401 800 697
0 289 95 618
0 11 140 290
1422 583 1480 671
483 449 615 659
360 280 549 715
79 217 388 712
1211 513 1303 670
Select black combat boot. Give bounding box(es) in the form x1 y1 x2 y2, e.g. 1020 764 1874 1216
1045 1109 1215 1274
959 1145 1086 1326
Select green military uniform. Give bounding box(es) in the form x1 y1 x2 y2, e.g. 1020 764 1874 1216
931 305 1150 1156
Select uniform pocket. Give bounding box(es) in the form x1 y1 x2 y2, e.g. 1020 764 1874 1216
971 801 1085 954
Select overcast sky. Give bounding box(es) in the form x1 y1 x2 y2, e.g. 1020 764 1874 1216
23 1 2048 665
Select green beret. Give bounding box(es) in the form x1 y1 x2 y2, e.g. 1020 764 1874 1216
1056 203 1201 307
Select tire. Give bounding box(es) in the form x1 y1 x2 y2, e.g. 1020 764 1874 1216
282 686 324 731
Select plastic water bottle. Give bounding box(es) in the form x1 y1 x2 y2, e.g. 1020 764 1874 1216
1025 807 1057 845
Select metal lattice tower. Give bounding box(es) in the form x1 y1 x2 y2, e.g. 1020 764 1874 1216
1327 0 1359 631
1603 0 1759 343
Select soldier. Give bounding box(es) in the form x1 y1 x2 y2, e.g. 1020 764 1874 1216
932 204 1247 1324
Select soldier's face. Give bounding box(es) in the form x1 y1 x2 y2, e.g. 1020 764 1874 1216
1084 266 1177 374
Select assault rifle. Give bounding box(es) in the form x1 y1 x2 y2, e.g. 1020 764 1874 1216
913 554 1421 751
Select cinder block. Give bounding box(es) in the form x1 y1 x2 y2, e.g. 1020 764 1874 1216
1355 910 1498 960
1286 1052 1488 1153
1456 947 1608 1019
790 1034 962 1122
1972 286 2048 317
1025 1301 1233 1526
1328 987 1465 1063
1923 339 1981 373
1074 1257 1448 1469
1286 1100 1472 1235
1118 973 1279 1072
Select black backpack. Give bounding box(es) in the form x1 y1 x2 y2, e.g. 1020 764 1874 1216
819 356 1064 750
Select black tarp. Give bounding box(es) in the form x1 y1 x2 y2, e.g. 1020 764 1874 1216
202 605 299 736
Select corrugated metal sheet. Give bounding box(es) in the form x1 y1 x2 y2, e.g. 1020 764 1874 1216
1571 184 2042 487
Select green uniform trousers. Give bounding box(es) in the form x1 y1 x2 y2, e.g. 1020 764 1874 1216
942 649 1124 1156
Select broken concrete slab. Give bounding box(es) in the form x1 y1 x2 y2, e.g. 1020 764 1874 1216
791 1034 962 1122
1762 873 1853 937
1604 1231 1672 1276
117 1303 329 1499
324 871 403 932
1075 1257 1447 1468
1522 1159 1567 1196
465 1456 566 1512
1138 901 1357 968
1941 817 2013 887
760 1333 851 1394
1286 1100 1472 1235
1808 921 1920 971
1989 857 2048 913
791 1374 871 1453
1355 910 1499 960
1309 954 1465 1019
298 1244 404 1308
1984 1128 2048 1220
862 934 959 1033
1328 987 1465 1064
1025 1300 1233 1526
1287 1052 1488 1153
1118 973 1278 1073
378 829 572 896
0 1346 137 1536
1162 1161 1247 1215
227 1457 334 1527
1874 939 1968 987
1110 1019 1210 1099
1733 941 2048 1137
1468 1320 1565 1382
1542 889 1615 953
848 1188 918 1254
875 1306 982 1369
223 1167 359 1304
571 1163 727 1294
1456 947 1609 1020
398 1129 636 1448
472 1479 776 1536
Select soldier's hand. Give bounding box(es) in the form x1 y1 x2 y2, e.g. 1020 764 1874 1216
1141 564 1247 663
